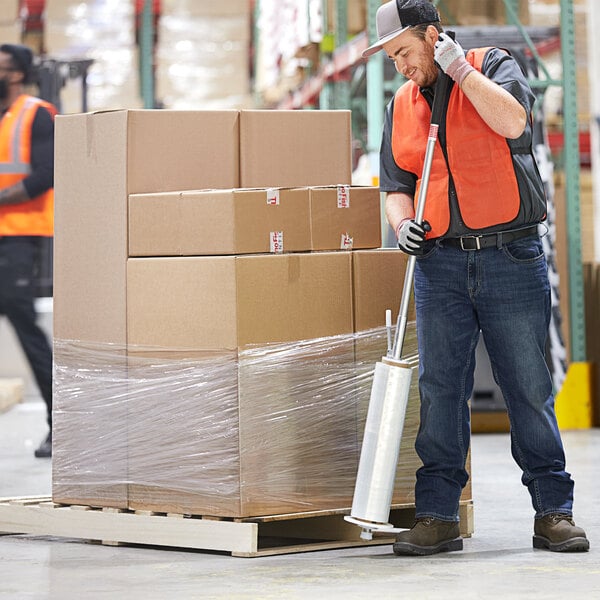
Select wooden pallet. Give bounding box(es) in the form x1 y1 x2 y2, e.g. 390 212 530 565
0 497 474 557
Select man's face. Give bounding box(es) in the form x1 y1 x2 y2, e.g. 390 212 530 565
383 26 439 88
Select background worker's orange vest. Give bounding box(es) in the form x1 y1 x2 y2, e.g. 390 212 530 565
391 49 522 239
0 94 56 236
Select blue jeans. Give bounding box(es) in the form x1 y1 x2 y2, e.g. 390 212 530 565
413 234 574 521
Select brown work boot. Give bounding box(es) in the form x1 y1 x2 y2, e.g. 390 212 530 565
533 514 589 552
393 517 463 556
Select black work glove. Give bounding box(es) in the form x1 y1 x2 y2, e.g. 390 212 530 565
396 219 432 256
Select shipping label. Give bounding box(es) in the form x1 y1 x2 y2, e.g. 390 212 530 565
337 185 350 209
266 188 280 205
341 233 353 250
270 231 284 253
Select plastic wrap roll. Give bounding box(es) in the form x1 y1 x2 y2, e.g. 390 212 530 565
347 357 417 533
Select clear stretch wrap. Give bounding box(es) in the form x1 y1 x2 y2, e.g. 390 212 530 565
52 325 421 518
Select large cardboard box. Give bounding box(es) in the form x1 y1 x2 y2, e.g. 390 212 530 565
128 188 312 256
53 109 240 343
126 252 357 516
310 186 381 251
52 109 240 508
125 339 360 517
239 110 352 189
126 253 354 351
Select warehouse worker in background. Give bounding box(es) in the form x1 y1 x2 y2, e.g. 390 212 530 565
0 43 55 458
363 0 589 554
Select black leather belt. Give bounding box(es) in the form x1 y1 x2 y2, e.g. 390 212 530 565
442 226 538 251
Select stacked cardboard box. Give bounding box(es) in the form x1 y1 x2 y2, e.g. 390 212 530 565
128 185 381 256
53 108 469 517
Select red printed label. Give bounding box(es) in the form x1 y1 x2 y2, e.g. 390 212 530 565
266 188 280 205
341 233 353 249
270 231 284 253
337 185 350 209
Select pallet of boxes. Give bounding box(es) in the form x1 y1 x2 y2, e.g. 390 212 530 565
6 109 473 556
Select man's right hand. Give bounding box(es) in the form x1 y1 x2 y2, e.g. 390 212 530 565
396 218 431 255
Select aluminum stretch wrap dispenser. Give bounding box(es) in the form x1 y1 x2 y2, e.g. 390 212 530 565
345 67 451 539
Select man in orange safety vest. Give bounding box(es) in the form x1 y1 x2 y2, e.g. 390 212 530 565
0 43 56 458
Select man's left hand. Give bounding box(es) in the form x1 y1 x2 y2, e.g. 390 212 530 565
434 33 474 86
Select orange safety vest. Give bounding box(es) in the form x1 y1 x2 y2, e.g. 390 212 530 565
0 94 56 236
391 48 522 239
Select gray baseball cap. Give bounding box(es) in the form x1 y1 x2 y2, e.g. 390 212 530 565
362 0 440 58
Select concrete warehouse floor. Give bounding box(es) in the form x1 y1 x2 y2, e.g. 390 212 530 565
0 396 598 600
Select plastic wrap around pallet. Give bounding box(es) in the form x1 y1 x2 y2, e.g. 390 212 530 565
52 326 421 518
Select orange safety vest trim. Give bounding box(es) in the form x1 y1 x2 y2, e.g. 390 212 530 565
0 94 56 236
391 48 521 239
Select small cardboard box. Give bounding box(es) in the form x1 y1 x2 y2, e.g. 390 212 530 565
309 186 382 251
128 188 312 256
239 109 352 189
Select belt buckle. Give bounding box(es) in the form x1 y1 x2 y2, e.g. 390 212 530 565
459 235 482 251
